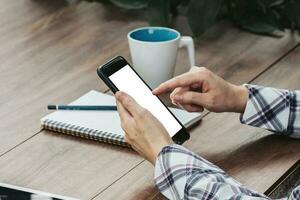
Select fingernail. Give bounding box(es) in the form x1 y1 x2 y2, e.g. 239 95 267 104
171 99 178 106
174 94 182 101
115 91 120 98
115 91 124 100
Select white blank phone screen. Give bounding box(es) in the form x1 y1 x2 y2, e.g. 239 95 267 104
109 65 182 137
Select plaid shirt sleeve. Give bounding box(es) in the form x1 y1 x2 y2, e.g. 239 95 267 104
154 84 300 199
154 144 300 200
240 84 300 138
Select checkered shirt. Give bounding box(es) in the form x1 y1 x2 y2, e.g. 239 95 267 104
154 84 300 200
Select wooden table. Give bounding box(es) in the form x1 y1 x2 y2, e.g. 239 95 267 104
0 1 299 199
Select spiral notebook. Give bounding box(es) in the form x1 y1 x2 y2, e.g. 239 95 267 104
40 90 202 147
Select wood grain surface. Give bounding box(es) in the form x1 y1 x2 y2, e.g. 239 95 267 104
95 45 300 200
0 1 300 200
0 0 145 155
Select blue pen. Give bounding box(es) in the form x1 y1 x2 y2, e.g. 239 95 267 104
47 105 117 111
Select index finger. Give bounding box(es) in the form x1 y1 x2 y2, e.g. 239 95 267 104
152 71 202 95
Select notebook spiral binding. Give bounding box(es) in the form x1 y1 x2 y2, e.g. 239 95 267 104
41 119 131 148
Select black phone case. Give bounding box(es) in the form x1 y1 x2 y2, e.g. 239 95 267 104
97 68 118 93
97 56 124 93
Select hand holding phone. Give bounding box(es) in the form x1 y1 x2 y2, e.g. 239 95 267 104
97 56 190 145
115 91 173 164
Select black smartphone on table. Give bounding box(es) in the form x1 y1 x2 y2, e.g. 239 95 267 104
97 56 190 144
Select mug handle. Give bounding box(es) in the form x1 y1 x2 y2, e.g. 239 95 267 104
179 36 195 68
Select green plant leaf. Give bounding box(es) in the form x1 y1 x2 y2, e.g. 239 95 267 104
170 0 182 15
228 1 279 35
269 0 286 7
240 21 277 34
176 0 189 15
146 0 170 26
85 0 300 37
187 0 223 36
110 0 148 9
284 1 300 30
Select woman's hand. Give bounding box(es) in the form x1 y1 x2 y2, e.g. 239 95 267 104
152 67 248 113
115 91 173 165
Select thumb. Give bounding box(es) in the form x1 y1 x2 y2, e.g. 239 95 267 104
173 91 209 107
115 91 144 117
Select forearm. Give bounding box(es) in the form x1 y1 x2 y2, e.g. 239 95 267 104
240 84 300 138
154 144 269 200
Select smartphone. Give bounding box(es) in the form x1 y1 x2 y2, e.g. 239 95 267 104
97 56 190 144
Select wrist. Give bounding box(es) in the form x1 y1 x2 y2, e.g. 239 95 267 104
150 140 173 165
230 84 248 113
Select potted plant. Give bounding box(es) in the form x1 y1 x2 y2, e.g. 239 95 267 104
85 0 300 36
